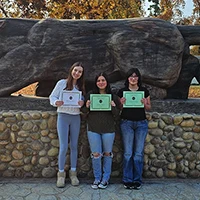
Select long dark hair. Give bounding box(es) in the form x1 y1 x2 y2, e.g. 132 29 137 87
124 68 142 88
93 72 112 94
65 62 85 95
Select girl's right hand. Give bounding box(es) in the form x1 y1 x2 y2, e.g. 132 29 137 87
120 97 126 105
86 100 91 108
55 101 64 107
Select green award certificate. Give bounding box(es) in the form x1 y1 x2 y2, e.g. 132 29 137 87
123 91 144 108
61 91 82 107
90 94 111 111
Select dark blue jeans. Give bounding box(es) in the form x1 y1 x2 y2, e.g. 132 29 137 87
120 119 148 183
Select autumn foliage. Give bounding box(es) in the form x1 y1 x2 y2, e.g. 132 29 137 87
0 0 199 24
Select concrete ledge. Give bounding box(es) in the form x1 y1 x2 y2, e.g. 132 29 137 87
151 98 200 114
0 95 56 111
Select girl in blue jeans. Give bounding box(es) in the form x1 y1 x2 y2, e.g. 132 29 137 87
82 72 120 189
49 62 85 188
117 68 151 190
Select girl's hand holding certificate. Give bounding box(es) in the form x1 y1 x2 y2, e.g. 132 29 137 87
55 100 64 107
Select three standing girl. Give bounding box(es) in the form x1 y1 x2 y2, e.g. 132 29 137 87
49 62 85 188
82 72 121 189
117 68 151 190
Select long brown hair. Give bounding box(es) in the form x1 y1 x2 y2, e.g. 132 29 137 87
65 62 85 95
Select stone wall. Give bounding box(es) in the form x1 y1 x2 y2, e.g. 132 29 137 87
0 110 200 179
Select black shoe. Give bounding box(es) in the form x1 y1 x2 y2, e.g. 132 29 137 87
91 180 100 189
98 181 108 189
123 182 133 189
133 182 141 190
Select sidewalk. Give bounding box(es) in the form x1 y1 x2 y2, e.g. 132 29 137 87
0 178 199 200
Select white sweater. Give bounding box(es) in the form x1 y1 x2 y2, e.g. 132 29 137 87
49 79 82 115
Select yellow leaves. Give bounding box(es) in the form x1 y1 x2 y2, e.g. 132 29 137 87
46 0 144 19
0 0 143 19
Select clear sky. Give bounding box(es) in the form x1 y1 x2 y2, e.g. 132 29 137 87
144 0 194 17
182 0 194 17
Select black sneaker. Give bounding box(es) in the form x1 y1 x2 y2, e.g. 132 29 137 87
91 180 100 189
98 181 108 189
123 182 133 189
133 182 141 190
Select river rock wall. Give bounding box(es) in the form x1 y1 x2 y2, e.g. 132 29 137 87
0 110 199 179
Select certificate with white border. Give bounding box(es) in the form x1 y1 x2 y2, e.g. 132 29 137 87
123 91 144 108
61 91 82 107
90 94 111 111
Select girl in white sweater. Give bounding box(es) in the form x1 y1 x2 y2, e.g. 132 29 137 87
49 62 85 188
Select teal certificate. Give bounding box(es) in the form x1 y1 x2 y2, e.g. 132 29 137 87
90 94 111 111
123 91 144 108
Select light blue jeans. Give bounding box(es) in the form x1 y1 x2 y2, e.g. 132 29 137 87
87 131 115 182
120 119 148 184
57 113 80 171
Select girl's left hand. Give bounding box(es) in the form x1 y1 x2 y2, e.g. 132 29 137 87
141 98 147 105
78 100 84 107
111 100 116 107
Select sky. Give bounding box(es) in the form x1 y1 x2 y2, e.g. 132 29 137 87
182 0 194 17
144 0 194 17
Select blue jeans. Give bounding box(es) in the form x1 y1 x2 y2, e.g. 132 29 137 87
120 119 148 183
57 113 80 171
87 131 115 182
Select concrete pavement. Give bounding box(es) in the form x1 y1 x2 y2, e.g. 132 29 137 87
0 178 199 200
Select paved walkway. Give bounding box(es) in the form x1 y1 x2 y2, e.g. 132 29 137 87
0 178 199 200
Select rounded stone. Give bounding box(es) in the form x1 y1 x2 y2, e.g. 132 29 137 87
173 115 183 125
48 116 57 129
41 130 49 136
51 139 59 147
182 132 193 140
48 148 59 157
165 170 177 178
21 113 31 120
24 165 33 172
22 121 34 131
180 119 195 127
161 115 173 125
39 150 47 156
39 157 49 165
41 137 50 143
148 121 158 129
167 162 176 170
158 119 166 129
4 117 16 123
0 122 6 132
191 141 200 152
40 120 48 130
42 167 56 178
156 168 163 178
149 128 163 136
144 144 155 154
42 112 50 119
12 150 23 159
30 112 41 119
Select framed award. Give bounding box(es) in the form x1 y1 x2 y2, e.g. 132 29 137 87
123 91 144 108
90 94 111 111
61 91 82 107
